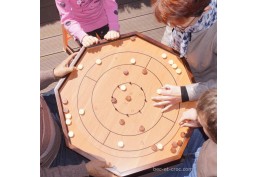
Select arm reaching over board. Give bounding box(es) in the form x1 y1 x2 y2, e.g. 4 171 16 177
152 85 182 113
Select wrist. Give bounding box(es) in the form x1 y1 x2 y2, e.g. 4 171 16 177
53 68 66 79
53 68 59 79
180 86 189 102
81 33 89 43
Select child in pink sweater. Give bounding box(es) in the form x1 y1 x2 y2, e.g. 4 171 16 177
55 0 120 47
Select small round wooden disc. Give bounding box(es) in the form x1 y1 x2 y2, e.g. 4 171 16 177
177 140 183 146
157 143 163 150
95 59 102 65
68 131 74 138
168 59 174 65
79 109 85 115
111 97 117 104
180 132 186 138
161 53 167 59
156 89 162 94
66 119 72 125
172 63 178 69
185 133 191 138
185 129 193 138
142 68 148 75
130 36 136 41
62 98 68 104
63 107 69 113
170 147 177 154
123 70 129 76
77 64 84 70
65 113 72 119
120 85 127 91
130 58 136 64
172 141 178 148
139 125 145 132
176 68 182 74
151 144 158 151
119 119 125 125
125 95 132 102
118 141 124 148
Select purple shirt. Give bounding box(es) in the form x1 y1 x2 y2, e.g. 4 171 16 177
55 0 120 42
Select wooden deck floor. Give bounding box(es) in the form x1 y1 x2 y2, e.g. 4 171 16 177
40 1 173 176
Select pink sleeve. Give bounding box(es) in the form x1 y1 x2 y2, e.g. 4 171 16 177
103 0 120 31
55 0 87 42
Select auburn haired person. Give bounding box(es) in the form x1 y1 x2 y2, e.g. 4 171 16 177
152 0 217 114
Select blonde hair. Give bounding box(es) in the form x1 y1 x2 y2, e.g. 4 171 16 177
196 89 217 143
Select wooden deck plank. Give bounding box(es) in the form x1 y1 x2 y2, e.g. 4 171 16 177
40 0 55 9
40 35 63 57
40 4 60 24
41 34 80 57
142 26 165 42
119 13 165 34
118 0 152 21
40 52 68 70
40 21 61 39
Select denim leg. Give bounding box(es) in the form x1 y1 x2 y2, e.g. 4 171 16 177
187 147 201 177
42 89 90 167
183 128 208 156
50 134 90 167
42 89 61 129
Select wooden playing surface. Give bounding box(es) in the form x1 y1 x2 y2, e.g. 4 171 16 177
55 32 195 176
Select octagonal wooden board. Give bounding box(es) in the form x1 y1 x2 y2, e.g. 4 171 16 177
54 32 195 176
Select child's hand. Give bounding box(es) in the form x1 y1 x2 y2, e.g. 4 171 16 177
82 35 99 47
104 30 120 40
53 53 77 78
179 108 202 128
85 160 117 177
151 84 182 112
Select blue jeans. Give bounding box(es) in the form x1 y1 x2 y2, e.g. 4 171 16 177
42 89 90 167
156 128 208 177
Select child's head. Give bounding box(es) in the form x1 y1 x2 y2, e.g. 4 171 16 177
152 0 211 27
196 89 217 143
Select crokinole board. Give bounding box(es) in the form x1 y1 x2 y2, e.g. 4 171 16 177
54 32 195 176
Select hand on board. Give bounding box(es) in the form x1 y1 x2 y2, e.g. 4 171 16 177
85 160 117 177
82 35 99 47
179 108 202 128
151 84 182 112
53 52 77 78
104 30 120 40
